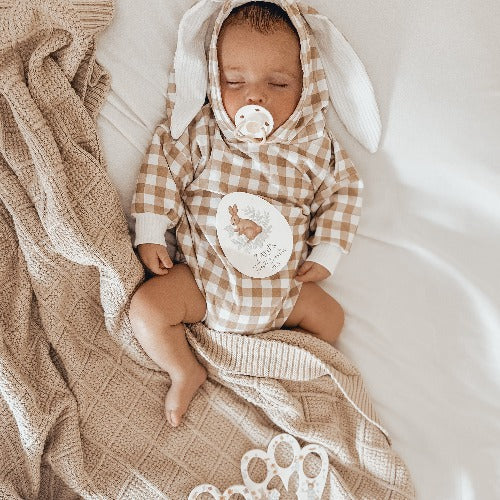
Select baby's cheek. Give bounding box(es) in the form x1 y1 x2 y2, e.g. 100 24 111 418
220 92 238 123
278 93 301 126
274 106 294 129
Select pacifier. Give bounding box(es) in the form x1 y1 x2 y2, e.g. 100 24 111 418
234 105 274 143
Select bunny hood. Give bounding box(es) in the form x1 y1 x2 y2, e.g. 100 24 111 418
206 0 329 147
171 0 381 152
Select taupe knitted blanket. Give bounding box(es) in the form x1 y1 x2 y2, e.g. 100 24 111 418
0 1 415 498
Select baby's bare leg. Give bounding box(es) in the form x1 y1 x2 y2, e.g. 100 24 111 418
284 282 344 344
129 264 207 427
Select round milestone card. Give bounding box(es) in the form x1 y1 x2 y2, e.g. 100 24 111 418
215 192 293 278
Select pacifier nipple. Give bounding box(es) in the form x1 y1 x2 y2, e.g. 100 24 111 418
234 105 274 143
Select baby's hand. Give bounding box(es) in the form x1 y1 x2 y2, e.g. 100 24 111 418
137 243 173 275
295 261 330 283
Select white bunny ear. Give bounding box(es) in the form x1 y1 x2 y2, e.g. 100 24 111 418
303 10 382 153
171 0 223 140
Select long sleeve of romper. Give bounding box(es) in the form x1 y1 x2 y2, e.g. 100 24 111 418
131 121 194 247
306 137 363 274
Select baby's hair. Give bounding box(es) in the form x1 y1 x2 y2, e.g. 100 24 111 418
221 1 298 36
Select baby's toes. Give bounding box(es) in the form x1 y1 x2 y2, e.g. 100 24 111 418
170 409 184 428
164 397 186 428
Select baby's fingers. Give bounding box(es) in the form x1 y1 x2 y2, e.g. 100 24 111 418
295 262 330 282
146 257 169 275
143 253 168 275
295 269 316 282
156 247 173 271
295 261 314 280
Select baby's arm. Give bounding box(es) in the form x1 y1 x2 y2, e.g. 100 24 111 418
305 136 363 278
132 125 183 236
132 121 192 272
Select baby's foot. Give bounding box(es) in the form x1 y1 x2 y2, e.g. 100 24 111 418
165 364 207 427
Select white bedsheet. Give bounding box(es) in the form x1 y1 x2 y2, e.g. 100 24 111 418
96 1 500 498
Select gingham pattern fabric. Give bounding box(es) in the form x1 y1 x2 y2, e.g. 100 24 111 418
132 0 363 333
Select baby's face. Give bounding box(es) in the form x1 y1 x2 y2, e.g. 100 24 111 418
217 22 302 133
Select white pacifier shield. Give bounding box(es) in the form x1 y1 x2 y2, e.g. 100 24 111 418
234 105 274 140
216 192 293 278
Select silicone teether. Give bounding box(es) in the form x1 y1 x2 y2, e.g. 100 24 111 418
234 105 274 143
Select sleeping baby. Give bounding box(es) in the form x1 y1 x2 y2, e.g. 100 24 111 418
129 0 363 427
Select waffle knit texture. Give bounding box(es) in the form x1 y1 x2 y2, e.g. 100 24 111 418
0 0 415 498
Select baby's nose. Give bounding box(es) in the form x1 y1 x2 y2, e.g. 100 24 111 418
245 84 267 105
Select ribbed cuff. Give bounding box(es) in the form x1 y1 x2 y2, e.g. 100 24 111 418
133 213 172 247
307 243 343 275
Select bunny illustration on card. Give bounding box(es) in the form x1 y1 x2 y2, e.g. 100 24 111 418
228 204 263 241
216 192 293 278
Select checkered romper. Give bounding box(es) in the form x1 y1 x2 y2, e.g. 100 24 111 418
132 1 363 333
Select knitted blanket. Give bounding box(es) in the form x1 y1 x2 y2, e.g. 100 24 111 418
0 1 415 498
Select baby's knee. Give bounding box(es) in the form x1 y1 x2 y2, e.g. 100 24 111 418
325 298 344 343
129 282 155 334
129 278 176 335
288 282 345 344
309 285 345 344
